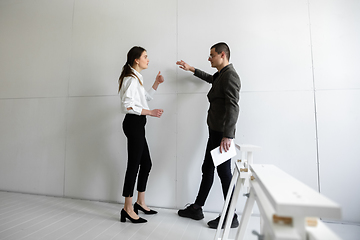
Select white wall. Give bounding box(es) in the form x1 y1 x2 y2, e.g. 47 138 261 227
0 0 359 224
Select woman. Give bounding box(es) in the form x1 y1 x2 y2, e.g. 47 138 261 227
118 46 164 223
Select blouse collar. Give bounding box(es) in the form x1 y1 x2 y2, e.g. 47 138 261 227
129 65 144 84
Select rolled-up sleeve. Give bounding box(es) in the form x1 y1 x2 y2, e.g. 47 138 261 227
145 88 156 101
121 78 142 115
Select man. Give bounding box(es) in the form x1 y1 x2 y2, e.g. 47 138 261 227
176 42 241 229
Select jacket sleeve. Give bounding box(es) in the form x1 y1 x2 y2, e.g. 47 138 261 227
223 71 241 138
194 68 213 84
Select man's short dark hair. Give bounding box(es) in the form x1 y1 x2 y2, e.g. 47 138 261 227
211 42 230 61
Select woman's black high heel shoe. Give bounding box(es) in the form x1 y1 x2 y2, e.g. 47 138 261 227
120 209 147 223
134 202 158 215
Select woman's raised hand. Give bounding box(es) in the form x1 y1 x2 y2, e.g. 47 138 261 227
156 71 164 84
152 71 164 91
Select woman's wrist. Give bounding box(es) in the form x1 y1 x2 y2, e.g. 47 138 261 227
152 81 160 90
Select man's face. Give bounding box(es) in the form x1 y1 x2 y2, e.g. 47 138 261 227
208 48 222 68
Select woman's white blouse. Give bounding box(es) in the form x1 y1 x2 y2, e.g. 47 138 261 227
119 68 156 115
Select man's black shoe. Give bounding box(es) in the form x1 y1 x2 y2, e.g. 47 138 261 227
178 204 204 220
207 213 239 229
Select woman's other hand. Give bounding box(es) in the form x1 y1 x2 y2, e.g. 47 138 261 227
151 109 164 118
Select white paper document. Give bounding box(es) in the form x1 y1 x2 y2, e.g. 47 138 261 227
210 140 237 167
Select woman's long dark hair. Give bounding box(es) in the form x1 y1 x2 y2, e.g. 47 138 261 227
118 46 146 92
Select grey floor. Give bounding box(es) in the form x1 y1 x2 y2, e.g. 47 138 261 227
0 191 359 240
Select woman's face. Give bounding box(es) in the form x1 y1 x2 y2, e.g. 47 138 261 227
136 51 149 71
